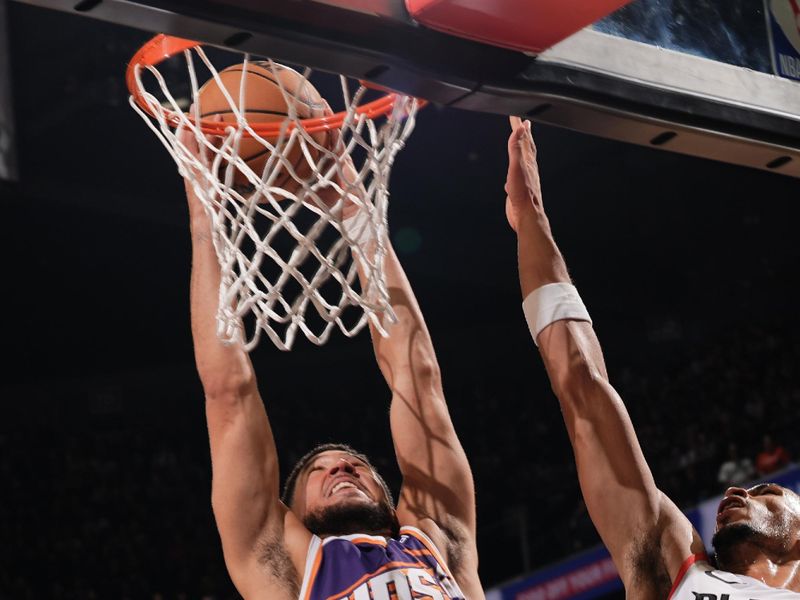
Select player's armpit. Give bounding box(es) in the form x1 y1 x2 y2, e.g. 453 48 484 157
655 493 707 586
206 390 312 599
221 508 312 600
538 319 699 586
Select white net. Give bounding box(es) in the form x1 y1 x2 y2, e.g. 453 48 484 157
128 41 420 351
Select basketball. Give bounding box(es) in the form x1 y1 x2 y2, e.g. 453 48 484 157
196 62 331 191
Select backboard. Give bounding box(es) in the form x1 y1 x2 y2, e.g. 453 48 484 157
10 0 800 177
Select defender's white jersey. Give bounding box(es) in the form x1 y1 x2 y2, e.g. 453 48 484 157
670 555 800 600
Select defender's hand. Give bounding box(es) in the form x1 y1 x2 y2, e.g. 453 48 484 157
505 117 569 293
505 117 544 233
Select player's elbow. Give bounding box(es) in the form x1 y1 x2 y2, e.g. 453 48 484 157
412 353 442 385
201 368 258 406
407 334 443 385
196 353 257 402
549 356 607 411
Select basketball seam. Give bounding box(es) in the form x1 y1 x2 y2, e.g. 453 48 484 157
221 66 325 110
198 109 291 118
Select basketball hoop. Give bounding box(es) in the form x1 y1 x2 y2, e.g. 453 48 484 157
126 34 423 351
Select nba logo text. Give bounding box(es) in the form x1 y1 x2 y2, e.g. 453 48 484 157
765 0 800 80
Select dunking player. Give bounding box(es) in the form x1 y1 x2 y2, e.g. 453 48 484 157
181 125 482 599
504 117 800 598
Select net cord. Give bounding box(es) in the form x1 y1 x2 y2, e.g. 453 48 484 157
128 46 418 350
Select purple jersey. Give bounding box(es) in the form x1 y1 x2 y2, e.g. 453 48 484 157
297 526 466 600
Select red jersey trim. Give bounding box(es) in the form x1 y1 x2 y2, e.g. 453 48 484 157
668 553 709 600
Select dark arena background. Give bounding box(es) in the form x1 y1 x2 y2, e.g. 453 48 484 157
1 1 799 599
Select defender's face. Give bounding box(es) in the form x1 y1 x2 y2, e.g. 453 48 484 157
291 450 387 519
716 483 800 538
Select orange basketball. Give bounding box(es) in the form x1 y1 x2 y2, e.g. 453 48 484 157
197 62 331 191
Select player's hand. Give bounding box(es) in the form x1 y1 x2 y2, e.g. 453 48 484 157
176 110 225 218
310 125 366 221
505 117 545 233
506 117 569 291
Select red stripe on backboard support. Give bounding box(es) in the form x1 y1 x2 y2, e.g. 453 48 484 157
406 0 635 54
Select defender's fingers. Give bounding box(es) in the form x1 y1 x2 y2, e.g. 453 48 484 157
507 126 527 182
517 121 538 163
508 125 526 155
507 134 523 179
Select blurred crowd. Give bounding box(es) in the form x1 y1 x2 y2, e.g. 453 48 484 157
1 321 797 598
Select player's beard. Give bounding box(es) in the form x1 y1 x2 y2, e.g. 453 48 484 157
712 523 762 569
304 500 399 538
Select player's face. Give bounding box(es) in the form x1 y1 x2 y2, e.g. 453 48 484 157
715 483 800 540
292 450 388 518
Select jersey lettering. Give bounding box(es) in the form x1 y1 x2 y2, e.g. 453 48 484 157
302 528 466 600
408 568 445 600
336 567 451 600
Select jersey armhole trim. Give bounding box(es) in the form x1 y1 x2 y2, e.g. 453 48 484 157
668 553 709 600
297 535 323 600
322 533 388 547
400 525 454 580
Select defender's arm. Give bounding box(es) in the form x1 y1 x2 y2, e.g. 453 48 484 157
506 118 702 586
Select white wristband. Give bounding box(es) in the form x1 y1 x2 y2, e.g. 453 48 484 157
522 282 592 347
342 209 375 248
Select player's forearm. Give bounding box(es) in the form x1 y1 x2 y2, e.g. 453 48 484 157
539 321 651 480
379 246 475 510
539 320 661 552
371 243 442 400
550 335 697 583
518 211 669 561
516 212 570 296
191 211 284 559
369 245 466 464
189 211 256 398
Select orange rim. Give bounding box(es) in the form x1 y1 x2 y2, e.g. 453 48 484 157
127 34 424 138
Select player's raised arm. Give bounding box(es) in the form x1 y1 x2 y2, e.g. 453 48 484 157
504 118 703 592
181 127 309 599
345 208 481 596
